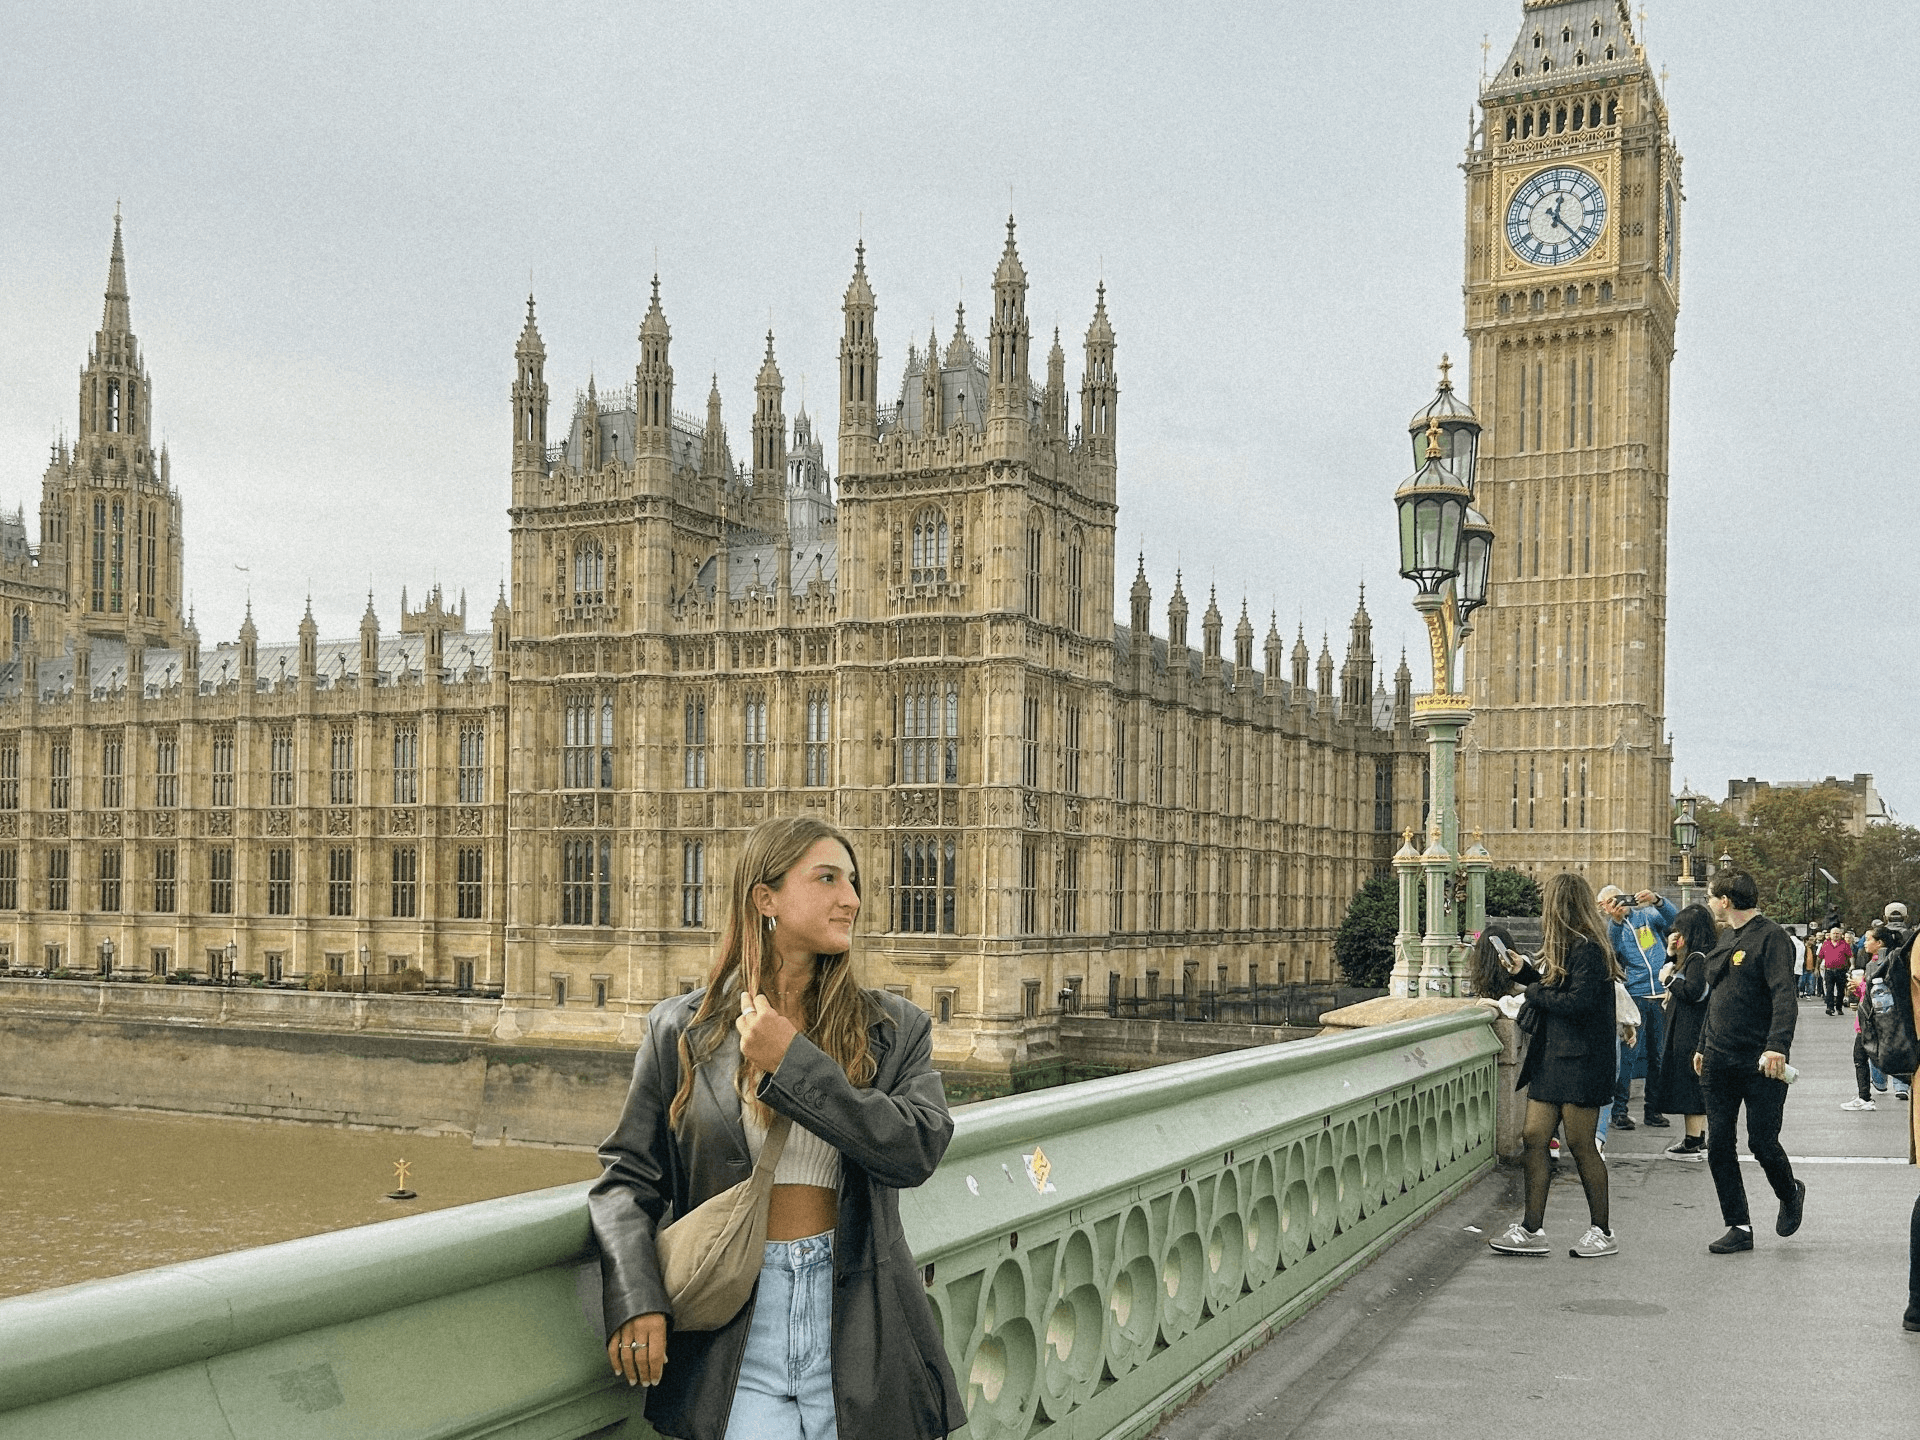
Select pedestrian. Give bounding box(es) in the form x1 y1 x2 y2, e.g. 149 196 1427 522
1791 928 1812 999
1490 872 1620 1259
589 815 965 1439
1857 927 1913 1103
1693 870 1805 1255
1654 902 1717 1160
1819 926 1852 1015
1896 935 1920 1332
1597 884 1675 1131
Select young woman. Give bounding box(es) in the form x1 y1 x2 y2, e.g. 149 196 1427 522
589 816 965 1439
1653 902 1717 1158
1490 872 1622 1259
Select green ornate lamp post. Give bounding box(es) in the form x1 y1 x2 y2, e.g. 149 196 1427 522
1391 358 1494 998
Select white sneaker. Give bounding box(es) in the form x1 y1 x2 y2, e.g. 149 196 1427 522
1840 1097 1877 1111
1488 1221 1550 1256
1570 1225 1619 1259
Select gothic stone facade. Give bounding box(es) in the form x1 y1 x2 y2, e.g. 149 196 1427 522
2 219 1424 1074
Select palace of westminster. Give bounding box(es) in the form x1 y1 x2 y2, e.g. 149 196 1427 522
0 1 1678 1068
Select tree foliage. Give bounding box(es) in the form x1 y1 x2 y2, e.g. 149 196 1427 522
1484 868 1542 917
1690 788 1895 926
1334 874 1402 989
1841 823 1920 930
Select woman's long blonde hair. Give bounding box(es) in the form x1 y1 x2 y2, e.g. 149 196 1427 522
667 816 879 1131
1538 872 1620 987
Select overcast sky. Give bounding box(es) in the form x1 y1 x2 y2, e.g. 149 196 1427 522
1 2 1912 818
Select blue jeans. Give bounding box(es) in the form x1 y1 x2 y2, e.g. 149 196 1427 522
724 1231 838 1440
1613 995 1666 1118
1871 1058 1912 1097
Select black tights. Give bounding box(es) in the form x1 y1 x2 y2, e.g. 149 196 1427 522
1520 1099 1609 1233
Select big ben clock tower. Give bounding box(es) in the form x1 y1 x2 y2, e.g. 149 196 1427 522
1460 0 1680 886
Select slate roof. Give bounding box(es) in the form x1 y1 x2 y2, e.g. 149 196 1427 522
1484 1 1643 101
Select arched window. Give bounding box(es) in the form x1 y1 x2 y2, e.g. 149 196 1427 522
107 380 120 433
1522 111 1534 139
1599 280 1614 302
1505 113 1517 141
10 608 26 659
1554 105 1566 133
1025 516 1043 618
1564 286 1579 307
895 834 957 934
1066 530 1085 632
1497 293 1512 316
1589 100 1602 127
1571 92 1585 126
910 507 949 584
899 680 960 785
573 539 604 605
1530 289 1545 314
1606 96 1618 124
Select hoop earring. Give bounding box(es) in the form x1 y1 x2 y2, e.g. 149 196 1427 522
766 915 777 932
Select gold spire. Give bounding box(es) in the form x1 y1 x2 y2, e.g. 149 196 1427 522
1425 416 1443 462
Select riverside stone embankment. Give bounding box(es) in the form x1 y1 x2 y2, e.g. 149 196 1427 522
0 980 634 1147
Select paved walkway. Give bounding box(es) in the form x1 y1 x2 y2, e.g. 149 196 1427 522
1157 995 1918 1440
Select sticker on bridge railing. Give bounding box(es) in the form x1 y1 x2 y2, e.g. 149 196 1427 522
1024 1147 1055 1193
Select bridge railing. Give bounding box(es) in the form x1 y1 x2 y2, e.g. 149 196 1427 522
0 1009 1500 1440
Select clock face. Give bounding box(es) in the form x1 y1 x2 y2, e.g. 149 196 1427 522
1505 167 1607 267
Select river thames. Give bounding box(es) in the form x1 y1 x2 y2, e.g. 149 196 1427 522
0 1098 602 1299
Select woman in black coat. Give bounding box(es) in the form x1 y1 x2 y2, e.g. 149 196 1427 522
1652 903 1716 1158
1491 872 1623 1259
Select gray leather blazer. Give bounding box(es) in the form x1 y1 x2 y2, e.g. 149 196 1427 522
588 987 965 1440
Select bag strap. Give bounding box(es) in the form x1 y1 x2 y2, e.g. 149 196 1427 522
746 1113 794 1195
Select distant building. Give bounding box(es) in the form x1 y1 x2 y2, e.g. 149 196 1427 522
0 217 1426 1076
1722 774 1889 839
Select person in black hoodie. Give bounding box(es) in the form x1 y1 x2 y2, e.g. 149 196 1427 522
1693 870 1804 1254
1653 902 1718 1159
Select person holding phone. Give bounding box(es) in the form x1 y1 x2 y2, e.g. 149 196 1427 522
589 816 965 1439
1489 873 1622 1259
1652 903 1717 1159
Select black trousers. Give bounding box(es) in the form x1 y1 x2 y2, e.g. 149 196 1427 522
1853 1033 1874 1101
1824 967 1848 1012
1909 1192 1920 1322
1701 1061 1796 1227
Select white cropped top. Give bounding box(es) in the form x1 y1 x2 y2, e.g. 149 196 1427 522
741 1099 843 1191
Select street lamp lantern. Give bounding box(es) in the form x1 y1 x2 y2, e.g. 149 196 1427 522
1457 506 1494 624
1394 423 1473 595
1672 783 1707 898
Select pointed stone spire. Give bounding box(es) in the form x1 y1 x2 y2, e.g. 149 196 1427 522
838 240 878 469
513 293 548 471
1128 552 1151 640
1080 282 1117 457
1394 647 1414 719
241 601 261 681
1234 600 1255 675
1044 326 1067 438
1291 622 1310 695
360 591 380 685
636 274 674 452
1168 570 1189 651
945 301 971 368
1317 633 1335 699
988 215 1030 427
1202 586 1223 661
703 374 725 481
753 331 786 503
103 206 131 335
1264 611 1283 688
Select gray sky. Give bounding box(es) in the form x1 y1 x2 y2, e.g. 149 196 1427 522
2 2 1912 818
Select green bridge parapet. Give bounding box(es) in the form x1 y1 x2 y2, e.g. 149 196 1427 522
0 1008 1500 1440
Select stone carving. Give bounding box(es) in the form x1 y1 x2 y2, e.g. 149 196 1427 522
1022 792 1041 829
1064 798 1082 833
207 810 234 836
899 789 938 827
390 808 417 834
91 811 123 838
326 808 353 836
39 812 69 837
942 790 959 827
266 810 292 836
456 807 483 835
559 794 596 827
150 810 177 837
0 814 14 837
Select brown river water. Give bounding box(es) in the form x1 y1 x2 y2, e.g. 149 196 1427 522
0 1098 602 1300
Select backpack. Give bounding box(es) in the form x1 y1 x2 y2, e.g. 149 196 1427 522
1875 949 1919 1081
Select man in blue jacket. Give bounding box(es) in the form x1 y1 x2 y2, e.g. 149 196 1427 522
1599 884 1677 1130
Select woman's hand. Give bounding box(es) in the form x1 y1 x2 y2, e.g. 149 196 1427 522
1658 961 1676 985
737 992 799 1073
608 1312 668 1388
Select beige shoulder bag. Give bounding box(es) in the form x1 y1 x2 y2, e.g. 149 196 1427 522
655 1113 791 1331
